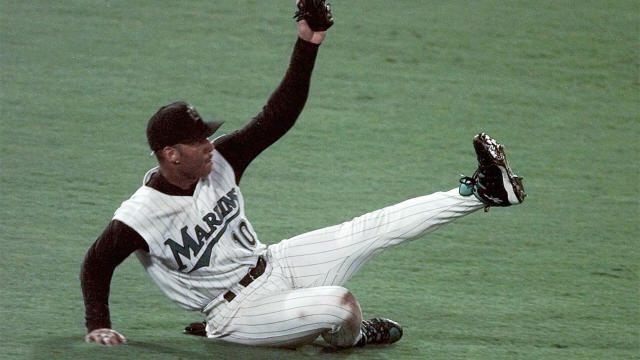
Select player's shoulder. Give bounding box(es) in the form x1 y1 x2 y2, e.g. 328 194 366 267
113 170 178 218
210 149 235 181
114 186 159 217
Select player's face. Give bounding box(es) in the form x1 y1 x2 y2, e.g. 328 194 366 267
175 138 214 180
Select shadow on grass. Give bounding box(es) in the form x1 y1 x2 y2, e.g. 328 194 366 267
30 335 353 360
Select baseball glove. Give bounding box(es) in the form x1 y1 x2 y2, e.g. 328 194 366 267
183 321 206 337
294 0 334 31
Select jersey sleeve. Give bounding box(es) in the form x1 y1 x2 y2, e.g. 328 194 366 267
215 38 320 183
80 220 149 332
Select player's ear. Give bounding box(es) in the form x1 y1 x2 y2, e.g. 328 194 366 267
162 146 180 165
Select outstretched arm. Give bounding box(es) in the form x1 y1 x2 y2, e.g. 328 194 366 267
214 1 333 183
80 220 148 346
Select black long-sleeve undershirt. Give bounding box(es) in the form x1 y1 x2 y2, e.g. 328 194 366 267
80 38 319 332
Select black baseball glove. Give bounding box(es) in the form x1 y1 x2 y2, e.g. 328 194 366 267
294 0 334 31
183 321 207 337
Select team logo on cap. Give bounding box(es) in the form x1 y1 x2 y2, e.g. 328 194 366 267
186 105 203 123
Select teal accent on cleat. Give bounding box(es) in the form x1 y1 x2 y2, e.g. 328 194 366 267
459 177 475 196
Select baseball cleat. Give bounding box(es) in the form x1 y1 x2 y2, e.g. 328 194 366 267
356 318 403 346
459 133 526 210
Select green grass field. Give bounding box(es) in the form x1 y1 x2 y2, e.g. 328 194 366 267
1 1 638 359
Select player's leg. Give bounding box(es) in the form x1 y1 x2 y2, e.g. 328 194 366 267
270 188 482 288
206 285 364 348
198 133 524 348
269 133 525 289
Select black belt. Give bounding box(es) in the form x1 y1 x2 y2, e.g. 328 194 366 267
223 256 267 302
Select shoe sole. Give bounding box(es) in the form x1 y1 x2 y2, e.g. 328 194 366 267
473 133 526 204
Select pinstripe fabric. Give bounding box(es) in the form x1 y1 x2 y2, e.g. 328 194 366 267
272 189 483 289
115 155 482 347
113 150 266 311
205 188 483 347
113 142 484 347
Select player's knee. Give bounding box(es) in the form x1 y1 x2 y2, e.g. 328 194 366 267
340 290 361 318
317 286 362 320
331 287 363 325
320 288 363 347
342 290 363 335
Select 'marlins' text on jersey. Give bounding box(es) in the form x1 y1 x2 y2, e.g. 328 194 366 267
164 188 247 273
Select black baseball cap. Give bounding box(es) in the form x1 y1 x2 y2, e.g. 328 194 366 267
146 101 223 152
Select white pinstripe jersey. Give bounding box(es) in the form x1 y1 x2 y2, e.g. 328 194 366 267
113 150 266 311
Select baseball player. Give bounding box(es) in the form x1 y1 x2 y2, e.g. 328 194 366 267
81 1 526 349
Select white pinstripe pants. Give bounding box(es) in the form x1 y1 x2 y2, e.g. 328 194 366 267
205 188 483 347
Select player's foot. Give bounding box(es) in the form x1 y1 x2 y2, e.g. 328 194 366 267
356 318 403 346
459 133 526 210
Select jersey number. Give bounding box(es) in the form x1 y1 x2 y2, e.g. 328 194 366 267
232 220 256 250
